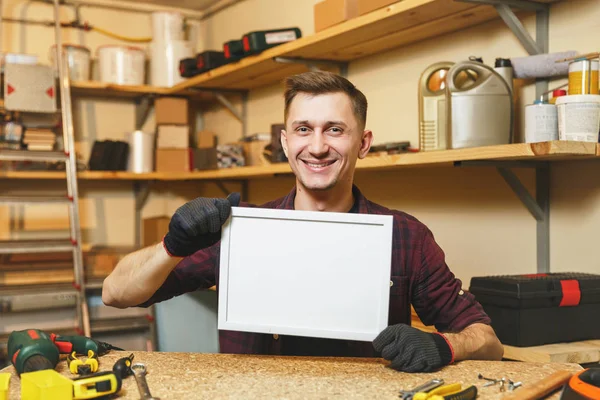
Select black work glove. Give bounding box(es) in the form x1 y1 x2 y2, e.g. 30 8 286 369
373 323 454 372
162 192 240 257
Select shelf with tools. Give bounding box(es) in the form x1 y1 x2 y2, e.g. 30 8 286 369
1 141 598 181
168 0 560 93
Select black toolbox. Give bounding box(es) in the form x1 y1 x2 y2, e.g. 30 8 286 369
469 273 600 347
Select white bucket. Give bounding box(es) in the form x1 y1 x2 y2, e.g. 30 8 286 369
97 45 145 85
49 44 91 81
150 40 192 87
556 94 600 142
126 130 155 173
152 11 184 43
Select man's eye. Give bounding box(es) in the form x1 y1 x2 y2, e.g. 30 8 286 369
328 127 343 134
296 127 310 133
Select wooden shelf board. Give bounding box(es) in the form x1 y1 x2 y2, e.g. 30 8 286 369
0 141 595 181
168 0 522 91
503 340 600 364
70 80 214 102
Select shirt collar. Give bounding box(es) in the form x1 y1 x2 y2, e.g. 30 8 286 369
277 185 370 214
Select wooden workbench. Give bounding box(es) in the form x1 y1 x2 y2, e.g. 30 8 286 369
1 352 583 399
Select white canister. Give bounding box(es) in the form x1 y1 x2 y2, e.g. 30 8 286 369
525 100 558 143
556 94 600 142
97 45 145 85
150 40 192 87
1 52 38 66
126 130 155 173
152 11 184 43
49 44 91 81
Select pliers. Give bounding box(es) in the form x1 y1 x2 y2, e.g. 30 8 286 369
412 383 478 400
67 350 99 375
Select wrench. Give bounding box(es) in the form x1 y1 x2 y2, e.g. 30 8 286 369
131 363 160 400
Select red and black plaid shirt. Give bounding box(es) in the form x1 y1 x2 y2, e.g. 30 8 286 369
140 185 490 357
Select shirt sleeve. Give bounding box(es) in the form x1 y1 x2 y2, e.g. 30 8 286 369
411 227 491 332
137 242 220 307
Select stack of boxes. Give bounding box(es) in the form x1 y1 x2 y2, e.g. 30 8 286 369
155 97 192 172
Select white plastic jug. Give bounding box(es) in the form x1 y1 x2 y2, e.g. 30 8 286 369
445 61 513 149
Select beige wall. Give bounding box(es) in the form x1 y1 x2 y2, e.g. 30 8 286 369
1 0 598 288
200 0 600 286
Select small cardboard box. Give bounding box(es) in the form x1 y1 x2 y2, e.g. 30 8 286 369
193 147 218 170
242 140 270 166
143 216 170 247
156 148 192 172
155 97 188 125
357 0 397 16
157 125 190 149
197 130 217 149
314 0 359 33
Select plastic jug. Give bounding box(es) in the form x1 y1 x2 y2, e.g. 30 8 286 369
445 61 513 149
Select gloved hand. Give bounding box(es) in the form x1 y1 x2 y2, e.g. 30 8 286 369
162 192 240 257
373 323 454 372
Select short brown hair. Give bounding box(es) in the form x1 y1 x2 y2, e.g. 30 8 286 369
284 71 368 130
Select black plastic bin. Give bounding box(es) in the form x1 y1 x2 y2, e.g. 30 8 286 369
469 273 600 347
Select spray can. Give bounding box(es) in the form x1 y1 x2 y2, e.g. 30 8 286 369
494 58 514 93
525 100 558 143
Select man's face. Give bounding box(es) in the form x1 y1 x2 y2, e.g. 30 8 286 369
281 92 372 192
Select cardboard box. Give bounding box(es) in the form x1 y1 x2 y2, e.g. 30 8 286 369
156 148 192 172
143 216 170 247
314 0 359 33
155 97 188 125
197 130 217 149
242 140 270 166
193 147 218 170
357 0 397 15
157 125 190 149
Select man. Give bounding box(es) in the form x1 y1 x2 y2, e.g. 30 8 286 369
103 71 503 372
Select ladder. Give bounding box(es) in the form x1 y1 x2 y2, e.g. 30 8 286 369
0 0 90 337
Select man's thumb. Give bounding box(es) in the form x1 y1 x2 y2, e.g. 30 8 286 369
227 192 241 207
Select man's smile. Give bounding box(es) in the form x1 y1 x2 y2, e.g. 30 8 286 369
301 159 337 171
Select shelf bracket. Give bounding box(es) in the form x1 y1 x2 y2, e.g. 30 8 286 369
214 91 249 137
456 0 550 98
456 160 550 273
133 181 151 248
274 57 349 78
134 95 154 131
213 180 249 202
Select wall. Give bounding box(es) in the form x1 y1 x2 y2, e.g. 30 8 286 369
200 0 600 286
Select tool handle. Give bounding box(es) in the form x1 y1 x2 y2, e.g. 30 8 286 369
502 370 573 400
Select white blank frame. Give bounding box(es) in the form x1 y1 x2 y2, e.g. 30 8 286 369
218 207 393 341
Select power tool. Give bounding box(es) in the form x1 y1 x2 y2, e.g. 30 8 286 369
179 51 228 78
560 367 600 399
223 39 244 62
241 27 302 56
8 329 123 375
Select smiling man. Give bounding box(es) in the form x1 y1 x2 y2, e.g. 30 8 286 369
103 71 503 372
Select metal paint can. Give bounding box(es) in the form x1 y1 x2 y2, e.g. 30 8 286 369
97 45 145 85
568 59 599 95
126 130 155 173
525 100 558 143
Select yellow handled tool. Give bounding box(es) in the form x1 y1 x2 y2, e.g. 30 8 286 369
413 383 478 400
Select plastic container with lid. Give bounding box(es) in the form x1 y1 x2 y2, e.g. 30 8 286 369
97 45 145 86
49 43 91 81
556 94 600 142
525 99 558 143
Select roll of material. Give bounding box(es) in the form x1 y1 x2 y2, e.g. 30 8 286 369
152 11 184 43
97 45 145 85
126 130 155 173
511 51 577 79
150 40 193 87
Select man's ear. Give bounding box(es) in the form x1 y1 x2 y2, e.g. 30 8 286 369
358 130 373 159
280 129 288 158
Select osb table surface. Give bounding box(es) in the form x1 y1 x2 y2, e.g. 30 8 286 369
1 352 583 399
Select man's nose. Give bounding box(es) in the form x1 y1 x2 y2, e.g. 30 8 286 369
308 131 329 156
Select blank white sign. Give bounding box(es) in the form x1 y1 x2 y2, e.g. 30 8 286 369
218 207 393 341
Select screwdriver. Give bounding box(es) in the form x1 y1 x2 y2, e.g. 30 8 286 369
112 353 135 380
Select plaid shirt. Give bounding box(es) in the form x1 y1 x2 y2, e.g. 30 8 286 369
140 185 490 357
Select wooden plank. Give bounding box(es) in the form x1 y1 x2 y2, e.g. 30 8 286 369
71 81 214 102
504 340 600 364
